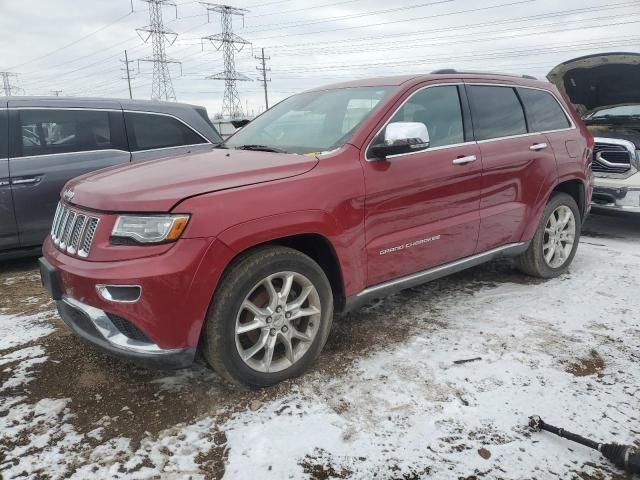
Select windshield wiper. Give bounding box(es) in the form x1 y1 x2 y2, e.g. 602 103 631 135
234 144 289 154
213 142 228 149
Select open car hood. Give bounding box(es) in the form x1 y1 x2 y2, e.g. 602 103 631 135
547 52 640 115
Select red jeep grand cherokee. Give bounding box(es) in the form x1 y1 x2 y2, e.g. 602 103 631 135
40 71 593 386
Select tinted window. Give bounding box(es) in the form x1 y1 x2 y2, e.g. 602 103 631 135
518 88 571 131
17 109 112 157
468 86 527 140
125 112 207 151
0 109 7 158
376 85 464 148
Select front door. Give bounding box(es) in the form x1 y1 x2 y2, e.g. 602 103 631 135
8 107 130 247
361 83 483 286
0 104 19 251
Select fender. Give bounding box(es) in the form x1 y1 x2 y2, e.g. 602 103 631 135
216 209 367 297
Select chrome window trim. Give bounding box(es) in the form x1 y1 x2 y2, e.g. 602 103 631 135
132 142 213 155
10 148 130 161
123 109 212 147
364 81 576 162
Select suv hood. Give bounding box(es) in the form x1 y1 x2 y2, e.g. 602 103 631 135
65 149 319 212
547 52 640 115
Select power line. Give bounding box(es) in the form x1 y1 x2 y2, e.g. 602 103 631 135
202 3 252 118
137 0 181 101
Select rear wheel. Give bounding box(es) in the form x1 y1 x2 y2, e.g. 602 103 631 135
515 192 581 278
202 246 334 387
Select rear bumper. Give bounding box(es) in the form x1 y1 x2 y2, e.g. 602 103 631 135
591 174 640 213
56 295 196 369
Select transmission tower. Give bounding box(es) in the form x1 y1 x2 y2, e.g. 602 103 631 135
201 3 252 119
0 72 19 96
137 0 181 101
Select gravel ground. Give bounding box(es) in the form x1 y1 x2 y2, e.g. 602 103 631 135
1 212 639 479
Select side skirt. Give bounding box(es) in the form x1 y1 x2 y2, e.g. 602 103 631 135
343 242 530 312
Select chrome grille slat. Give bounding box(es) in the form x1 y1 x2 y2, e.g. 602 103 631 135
50 202 100 258
60 212 76 249
593 140 633 174
67 215 86 254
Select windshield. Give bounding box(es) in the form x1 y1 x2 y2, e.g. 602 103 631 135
587 104 640 118
225 86 395 154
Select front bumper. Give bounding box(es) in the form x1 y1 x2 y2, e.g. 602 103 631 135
41 235 236 367
56 294 195 369
591 173 640 213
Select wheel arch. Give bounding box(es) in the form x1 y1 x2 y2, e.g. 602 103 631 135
552 179 586 220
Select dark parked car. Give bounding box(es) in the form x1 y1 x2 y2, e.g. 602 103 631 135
0 97 221 260
41 72 592 386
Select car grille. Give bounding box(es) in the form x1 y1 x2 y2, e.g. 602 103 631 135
592 141 632 174
50 202 99 257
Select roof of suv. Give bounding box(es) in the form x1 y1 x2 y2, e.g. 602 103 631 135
310 72 552 91
3 96 204 110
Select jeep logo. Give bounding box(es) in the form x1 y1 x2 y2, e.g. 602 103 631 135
62 189 75 201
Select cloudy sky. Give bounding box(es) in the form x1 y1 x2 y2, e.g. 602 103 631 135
1 0 639 117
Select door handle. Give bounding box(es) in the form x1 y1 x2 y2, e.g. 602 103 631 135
452 155 477 165
11 177 40 185
529 143 548 151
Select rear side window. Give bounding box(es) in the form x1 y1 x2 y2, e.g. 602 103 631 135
0 109 7 158
518 88 571 132
17 109 113 157
377 85 464 148
125 112 207 151
468 86 527 141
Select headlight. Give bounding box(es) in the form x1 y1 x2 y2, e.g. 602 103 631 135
111 214 190 244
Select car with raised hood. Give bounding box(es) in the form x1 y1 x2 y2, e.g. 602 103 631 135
40 71 593 386
548 52 640 213
0 97 221 260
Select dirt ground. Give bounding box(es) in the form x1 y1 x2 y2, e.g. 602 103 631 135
1 211 639 479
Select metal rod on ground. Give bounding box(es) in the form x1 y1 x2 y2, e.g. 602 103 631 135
529 415 640 474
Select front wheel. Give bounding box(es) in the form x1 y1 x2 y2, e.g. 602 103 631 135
515 192 581 278
201 246 334 387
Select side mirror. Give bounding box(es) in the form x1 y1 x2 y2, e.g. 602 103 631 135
231 119 251 129
369 122 430 160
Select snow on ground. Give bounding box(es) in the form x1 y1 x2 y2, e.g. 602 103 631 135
1 214 639 479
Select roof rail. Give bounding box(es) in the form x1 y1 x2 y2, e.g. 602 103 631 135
430 68 537 80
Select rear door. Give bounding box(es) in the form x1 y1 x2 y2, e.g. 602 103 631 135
466 84 558 252
0 102 19 251
8 106 130 247
124 111 212 162
362 83 483 286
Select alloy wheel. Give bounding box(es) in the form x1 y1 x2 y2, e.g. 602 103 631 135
235 271 321 373
542 205 576 268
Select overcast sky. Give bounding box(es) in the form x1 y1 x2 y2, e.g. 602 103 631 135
1 0 639 117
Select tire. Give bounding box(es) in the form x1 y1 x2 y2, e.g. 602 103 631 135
201 246 334 387
515 192 581 278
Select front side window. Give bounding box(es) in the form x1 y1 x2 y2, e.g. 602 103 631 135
125 112 208 151
518 88 571 132
18 109 112 157
468 86 527 141
225 86 394 155
373 85 464 149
